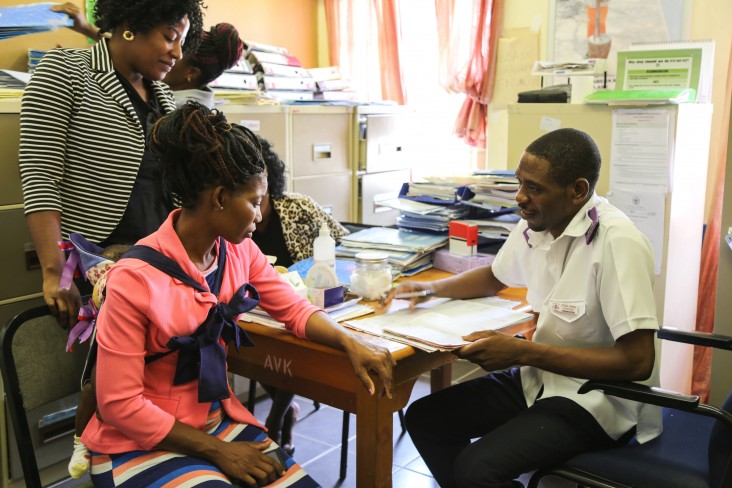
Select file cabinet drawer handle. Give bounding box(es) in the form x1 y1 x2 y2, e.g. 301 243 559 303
312 144 332 161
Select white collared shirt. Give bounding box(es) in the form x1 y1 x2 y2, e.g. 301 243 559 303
492 193 662 443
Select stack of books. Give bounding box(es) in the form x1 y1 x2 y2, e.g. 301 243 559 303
245 40 317 102
309 66 360 102
337 227 448 277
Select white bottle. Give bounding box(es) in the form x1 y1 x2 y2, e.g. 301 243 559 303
313 222 336 270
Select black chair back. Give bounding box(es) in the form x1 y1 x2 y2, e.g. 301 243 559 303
0 305 89 487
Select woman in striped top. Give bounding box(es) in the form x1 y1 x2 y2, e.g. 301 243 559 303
19 0 204 328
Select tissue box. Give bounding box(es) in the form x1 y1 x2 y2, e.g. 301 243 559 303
308 285 345 309
433 248 495 274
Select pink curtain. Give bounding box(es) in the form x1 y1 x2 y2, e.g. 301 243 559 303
373 0 406 104
323 0 406 104
435 0 504 148
692 47 732 402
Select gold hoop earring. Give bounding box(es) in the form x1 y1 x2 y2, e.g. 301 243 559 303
123 30 135 41
186 75 192 83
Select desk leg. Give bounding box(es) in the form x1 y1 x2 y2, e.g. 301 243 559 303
431 363 452 392
355 386 395 487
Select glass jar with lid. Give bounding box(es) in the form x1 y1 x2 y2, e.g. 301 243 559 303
349 252 392 301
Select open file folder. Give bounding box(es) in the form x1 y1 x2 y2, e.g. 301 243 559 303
0 3 72 40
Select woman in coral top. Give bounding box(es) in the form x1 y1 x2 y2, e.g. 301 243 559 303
83 102 395 487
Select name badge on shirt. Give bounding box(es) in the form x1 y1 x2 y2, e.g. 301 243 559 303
551 302 580 315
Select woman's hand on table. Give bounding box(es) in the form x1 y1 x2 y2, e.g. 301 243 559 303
343 334 396 398
214 439 284 487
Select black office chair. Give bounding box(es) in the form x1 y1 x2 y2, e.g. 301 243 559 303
0 304 92 488
528 328 732 488
247 379 406 480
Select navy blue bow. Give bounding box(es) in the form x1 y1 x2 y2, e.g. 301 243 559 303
167 283 259 402
124 239 258 403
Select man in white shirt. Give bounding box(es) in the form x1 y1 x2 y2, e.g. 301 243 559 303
384 128 660 488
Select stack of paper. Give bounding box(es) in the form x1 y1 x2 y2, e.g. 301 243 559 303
0 3 71 40
241 298 374 329
210 58 259 92
344 297 533 352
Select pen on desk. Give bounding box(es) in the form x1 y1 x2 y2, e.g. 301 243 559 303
394 290 435 300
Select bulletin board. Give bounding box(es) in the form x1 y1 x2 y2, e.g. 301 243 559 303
547 0 691 86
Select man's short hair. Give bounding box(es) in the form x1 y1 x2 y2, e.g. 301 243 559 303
525 128 601 192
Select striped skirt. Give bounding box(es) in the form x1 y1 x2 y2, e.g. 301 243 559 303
89 402 320 487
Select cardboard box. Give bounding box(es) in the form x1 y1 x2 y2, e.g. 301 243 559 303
308 285 345 309
433 248 495 274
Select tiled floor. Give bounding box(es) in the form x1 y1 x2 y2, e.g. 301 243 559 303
246 360 573 488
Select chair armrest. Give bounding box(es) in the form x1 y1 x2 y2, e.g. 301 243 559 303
578 380 700 411
658 327 732 350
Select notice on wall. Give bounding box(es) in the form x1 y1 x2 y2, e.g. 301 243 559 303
492 28 541 110
609 108 673 193
607 188 665 275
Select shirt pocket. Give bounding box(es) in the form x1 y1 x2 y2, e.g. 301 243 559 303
548 299 595 341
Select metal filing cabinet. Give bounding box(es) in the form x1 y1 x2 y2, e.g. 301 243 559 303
219 104 354 222
0 101 51 487
353 106 413 226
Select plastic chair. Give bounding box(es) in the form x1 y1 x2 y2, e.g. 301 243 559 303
247 379 406 480
528 328 732 488
0 304 92 488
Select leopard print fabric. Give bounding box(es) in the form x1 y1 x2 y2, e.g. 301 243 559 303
272 192 350 263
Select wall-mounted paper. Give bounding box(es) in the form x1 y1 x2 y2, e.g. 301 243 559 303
607 189 665 275
609 108 673 192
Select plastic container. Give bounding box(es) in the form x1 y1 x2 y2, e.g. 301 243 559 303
349 252 392 301
313 222 336 270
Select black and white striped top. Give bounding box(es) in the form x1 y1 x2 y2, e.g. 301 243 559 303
19 39 177 243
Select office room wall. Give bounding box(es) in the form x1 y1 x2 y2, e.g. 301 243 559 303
0 0 321 72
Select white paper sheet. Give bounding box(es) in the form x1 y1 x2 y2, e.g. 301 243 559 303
609 108 673 192
607 189 666 275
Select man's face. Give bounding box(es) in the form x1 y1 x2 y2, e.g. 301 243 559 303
515 153 578 238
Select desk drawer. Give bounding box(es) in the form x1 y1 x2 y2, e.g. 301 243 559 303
291 113 350 177
293 173 351 223
0 208 42 301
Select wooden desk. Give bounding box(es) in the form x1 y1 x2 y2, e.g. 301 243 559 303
228 270 534 487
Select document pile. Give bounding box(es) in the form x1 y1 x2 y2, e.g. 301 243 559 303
0 3 71 40
344 297 533 352
337 227 448 277
245 40 317 103
241 297 374 329
309 66 360 103
210 57 259 92
463 171 520 211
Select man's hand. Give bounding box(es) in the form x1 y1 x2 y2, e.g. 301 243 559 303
343 334 396 398
456 330 526 372
42 272 82 329
376 282 434 314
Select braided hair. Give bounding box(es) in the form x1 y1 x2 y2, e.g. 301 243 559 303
188 23 244 86
149 102 265 208
256 136 287 200
94 0 205 54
